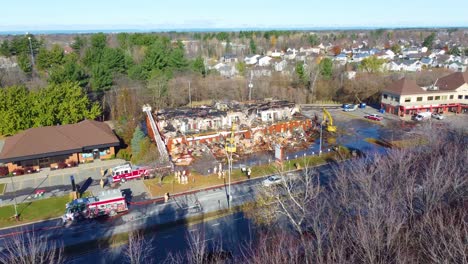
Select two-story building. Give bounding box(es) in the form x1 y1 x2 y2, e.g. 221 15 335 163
380 72 468 117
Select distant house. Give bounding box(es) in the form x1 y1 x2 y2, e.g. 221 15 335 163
218 64 238 78
446 62 467 72
376 49 395 60
384 60 422 72
252 66 272 77
352 53 370 62
406 53 425 61
300 46 320 55
221 54 238 63
244 55 261 65
269 50 283 58
274 60 288 72
258 56 273 67
285 48 297 60
420 57 434 67
334 53 348 64
402 47 419 56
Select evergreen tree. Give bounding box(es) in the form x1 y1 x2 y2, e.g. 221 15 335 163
131 126 146 158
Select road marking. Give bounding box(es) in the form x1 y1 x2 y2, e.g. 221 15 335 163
162 235 172 239
212 223 220 226
189 229 198 232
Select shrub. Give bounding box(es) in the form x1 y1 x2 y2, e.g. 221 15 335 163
117 148 132 161
12 169 24 175
0 167 9 176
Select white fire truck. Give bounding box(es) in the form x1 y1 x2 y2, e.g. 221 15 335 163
108 163 150 183
63 189 128 222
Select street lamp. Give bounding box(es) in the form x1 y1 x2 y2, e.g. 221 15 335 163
319 123 323 156
10 174 18 220
27 36 35 67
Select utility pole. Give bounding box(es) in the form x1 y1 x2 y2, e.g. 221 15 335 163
188 81 192 108
28 36 35 67
248 71 253 101
10 174 18 220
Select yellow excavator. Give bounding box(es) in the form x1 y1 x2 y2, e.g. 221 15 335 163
322 108 337 132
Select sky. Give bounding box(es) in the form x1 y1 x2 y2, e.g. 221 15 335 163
1 0 467 32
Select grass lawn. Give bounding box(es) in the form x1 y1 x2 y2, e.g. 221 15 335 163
0 191 92 228
0 196 69 228
0 183 6 195
144 151 345 198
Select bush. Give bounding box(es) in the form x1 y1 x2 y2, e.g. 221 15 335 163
67 161 78 167
117 148 132 161
0 167 9 176
57 162 68 169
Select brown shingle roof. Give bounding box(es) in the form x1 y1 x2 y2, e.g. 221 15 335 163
383 78 426 95
0 120 119 163
435 71 468 91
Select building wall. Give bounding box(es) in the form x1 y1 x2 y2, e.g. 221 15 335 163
381 88 468 116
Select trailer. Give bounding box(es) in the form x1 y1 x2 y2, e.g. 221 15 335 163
63 189 128 223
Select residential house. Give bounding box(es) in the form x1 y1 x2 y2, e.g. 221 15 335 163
352 53 370 62
384 60 422 72
402 47 419 56
299 46 320 55
269 50 283 58
285 48 297 60
244 55 261 65
252 66 272 77
218 64 238 78
258 56 273 67
446 62 467 72
221 54 238 63
420 57 434 67
376 49 395 60
334 53 348 64
274 60 288 72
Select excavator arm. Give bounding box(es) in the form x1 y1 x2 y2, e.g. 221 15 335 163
322 108 337 132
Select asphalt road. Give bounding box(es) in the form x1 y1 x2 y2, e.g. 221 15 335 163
65 211 252 264
0 163 336 261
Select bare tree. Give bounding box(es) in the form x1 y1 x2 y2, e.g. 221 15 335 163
0 230 64 264
123 231 154 264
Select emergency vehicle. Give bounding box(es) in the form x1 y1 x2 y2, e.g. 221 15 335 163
108 163 150 183
63 189 128 222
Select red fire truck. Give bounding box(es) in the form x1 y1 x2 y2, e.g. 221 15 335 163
108 163 150 183
63 189 128 222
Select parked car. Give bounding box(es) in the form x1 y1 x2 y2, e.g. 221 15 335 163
262 175 283 187
364 114 383 121
431 113 445 120
414 112 432 121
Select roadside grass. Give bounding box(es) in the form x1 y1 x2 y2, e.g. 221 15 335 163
0 191 92 229
390 137 429 148
144 151 346 198
0 183 6 195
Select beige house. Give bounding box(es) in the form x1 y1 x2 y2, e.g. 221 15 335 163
381 72 468 117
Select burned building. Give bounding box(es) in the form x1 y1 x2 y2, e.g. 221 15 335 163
147 100 313 165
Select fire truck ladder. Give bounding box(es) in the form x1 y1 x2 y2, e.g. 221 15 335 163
142 104 170 162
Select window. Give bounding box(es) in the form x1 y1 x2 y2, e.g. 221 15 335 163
395 97 400 102
442 95 447 100
465 95 468 99
416 97 423 102
383 94 388 99
428 96 434 101
450 95 454 99
459 95 463 99
404 97 411 102
435 96 440 100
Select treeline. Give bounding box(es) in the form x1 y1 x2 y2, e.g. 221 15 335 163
0 82 100 136
0 33 204 92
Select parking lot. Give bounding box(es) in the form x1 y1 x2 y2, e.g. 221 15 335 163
0 159 151 206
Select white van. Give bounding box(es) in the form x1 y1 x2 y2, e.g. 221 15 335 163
415 112 432 121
